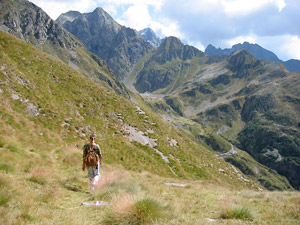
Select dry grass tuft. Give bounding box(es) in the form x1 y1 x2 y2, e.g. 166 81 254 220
28 167 50 185
111 194 135 214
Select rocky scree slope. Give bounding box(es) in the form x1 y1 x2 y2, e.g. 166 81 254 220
0 0 128 97
56 8 154 80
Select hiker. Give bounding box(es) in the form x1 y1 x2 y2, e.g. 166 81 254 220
82 133 102 191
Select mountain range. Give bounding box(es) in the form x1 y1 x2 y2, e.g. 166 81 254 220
205 42 300 73
1 0 300 223
1 0 300 194
56 5 300 190
56 9 153 80
131 35 300 190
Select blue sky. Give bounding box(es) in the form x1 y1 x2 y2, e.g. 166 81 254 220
30 0 300 61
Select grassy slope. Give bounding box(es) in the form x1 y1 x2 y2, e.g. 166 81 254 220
0 31 278 222
0 32 299 225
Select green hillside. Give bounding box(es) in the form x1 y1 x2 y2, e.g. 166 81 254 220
0 31 227 179
1 28 300 225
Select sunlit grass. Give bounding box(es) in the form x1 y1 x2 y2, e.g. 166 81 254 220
1 31 300 225
103 197 168 225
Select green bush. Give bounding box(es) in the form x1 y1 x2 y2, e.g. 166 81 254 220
220 207 254 220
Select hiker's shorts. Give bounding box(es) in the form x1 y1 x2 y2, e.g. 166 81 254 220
87 162 100 181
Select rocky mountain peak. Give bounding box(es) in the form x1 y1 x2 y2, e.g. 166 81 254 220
227 49 261 77
161 36 183 48
155 36 203 64
55 10 82 24
138 27 161 47
0 0 82 49
92 7 110 17
89 7 120 30
57 8 152 79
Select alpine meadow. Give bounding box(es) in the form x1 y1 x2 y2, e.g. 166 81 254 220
0 0 300 224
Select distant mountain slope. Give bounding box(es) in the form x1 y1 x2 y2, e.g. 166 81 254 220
56 9 153 79
139 28 161 47
206 42 281 62
0 0 128 97
133 36 299 189
205 42 300 72
284 59 300 72
135 36 206 93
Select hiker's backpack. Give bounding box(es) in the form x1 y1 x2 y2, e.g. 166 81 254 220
84 145 99 167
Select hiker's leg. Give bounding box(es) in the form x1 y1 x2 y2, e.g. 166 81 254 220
91 163 100 188
87 166 95 191
97 161 101 178
90 181 95 191
92 175 100 186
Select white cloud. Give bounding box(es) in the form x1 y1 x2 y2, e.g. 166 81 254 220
31 0 98 19
188 41 205 51
101 4 118 17
222 0 287 16
117 3 152 30
112 1 182 38
151 19 183 39
165 0 287 15
96 0 165 10
225 35 258 47
280 35 300 60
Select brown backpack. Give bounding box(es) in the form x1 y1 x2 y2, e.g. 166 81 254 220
84 145 99 167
